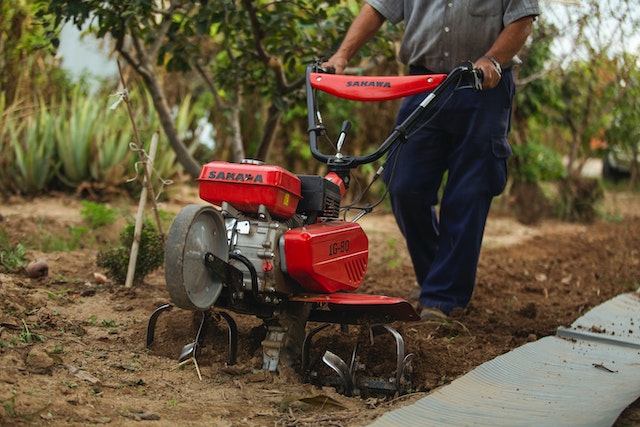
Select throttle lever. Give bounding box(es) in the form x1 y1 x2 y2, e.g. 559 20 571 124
472 68 484 91
336 120 351 157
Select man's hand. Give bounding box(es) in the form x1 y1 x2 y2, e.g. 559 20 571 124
322 56 348 74
474 56 501 90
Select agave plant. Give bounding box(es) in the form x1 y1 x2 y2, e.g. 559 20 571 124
89 106 134 191
54 87 101 188
2 84 210 196
7 98 58 194
0 95 14 194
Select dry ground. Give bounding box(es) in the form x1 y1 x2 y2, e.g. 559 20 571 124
1 189 639 426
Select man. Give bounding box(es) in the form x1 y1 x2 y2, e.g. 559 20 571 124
323 1 539 320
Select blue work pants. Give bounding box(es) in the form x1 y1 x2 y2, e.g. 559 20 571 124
382 69 515 314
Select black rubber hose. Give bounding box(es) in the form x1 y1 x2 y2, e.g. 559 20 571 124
229 253 260 298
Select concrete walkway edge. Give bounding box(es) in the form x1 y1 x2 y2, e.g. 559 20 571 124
367 292 640 427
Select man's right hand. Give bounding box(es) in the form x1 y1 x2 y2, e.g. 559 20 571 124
321 56 348 74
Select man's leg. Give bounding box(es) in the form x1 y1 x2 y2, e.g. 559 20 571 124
419 71 515 314
418 153 496 313
383 94 447 288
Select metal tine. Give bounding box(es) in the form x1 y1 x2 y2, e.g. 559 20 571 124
216 311 238 366
371 324 407 394
402 353 416 376
301 323 332 372
146 304 173 347
322 350 355 397
179 342 197 363
349 341 359 376
178 310 209 363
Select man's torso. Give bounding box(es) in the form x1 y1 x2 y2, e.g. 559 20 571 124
366 0 540 72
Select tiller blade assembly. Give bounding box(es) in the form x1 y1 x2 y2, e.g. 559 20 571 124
147 258 420 396
302 323 415 397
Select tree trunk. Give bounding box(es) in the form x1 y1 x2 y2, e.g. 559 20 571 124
230 94 245 163
253 104 282 161
117 33 203 179
510 180 550 225
628 145 639 191
140 72 202 178
558 176 603 223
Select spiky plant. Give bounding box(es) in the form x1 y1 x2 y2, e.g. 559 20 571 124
96 221 164 286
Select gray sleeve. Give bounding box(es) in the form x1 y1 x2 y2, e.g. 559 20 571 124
366 0 404 25
504 0 540 27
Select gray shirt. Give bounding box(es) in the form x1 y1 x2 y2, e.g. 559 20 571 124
366 0 540 73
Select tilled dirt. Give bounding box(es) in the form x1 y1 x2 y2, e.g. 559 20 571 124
0 191 639 426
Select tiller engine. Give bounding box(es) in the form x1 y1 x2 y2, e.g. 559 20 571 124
147 62 483 397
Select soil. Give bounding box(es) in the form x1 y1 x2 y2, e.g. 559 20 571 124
1 188 639 426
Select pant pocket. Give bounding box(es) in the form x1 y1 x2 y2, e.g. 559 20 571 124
489 137 512 196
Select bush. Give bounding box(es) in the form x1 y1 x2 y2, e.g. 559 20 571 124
0 227 27 273
557 176 604 223
96 221 164 285
510 142 566 184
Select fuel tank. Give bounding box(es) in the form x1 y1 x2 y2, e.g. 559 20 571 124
282 221 368 293
198 161 302 219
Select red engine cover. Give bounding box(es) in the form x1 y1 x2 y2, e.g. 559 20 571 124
198 161 301 218
283 221 368 293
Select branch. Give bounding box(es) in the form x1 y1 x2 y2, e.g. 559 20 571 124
148 0 189 58
240 0 269 62
517 67 552 86
114 31 138 68
113 24 153 82
240 0 297 93
194 60 246 161
130 33 155 81
149 0 177 58
194 61 236 110
194 63 218 100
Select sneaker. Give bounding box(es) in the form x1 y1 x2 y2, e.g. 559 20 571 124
420 306 448 320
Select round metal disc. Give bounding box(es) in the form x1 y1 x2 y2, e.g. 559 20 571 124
165 204 228 311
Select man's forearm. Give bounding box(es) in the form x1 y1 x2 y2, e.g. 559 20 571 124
485 16 535 66
475 16 535 89
325 3 386 73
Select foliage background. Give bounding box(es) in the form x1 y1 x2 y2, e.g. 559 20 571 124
0 0 638 217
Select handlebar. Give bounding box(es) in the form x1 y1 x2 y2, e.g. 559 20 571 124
306 61 483 178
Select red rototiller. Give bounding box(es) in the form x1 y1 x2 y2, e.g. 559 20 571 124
147 61 483 397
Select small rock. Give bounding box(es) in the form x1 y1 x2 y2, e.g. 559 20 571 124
25 349 55 372
66 364 101 384
114 304 132 312
93 272 108 284
80 288 97 297
26 259 49 278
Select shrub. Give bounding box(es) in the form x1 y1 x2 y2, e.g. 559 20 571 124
79 201 117 228
557 176 604 223
0 227 27 273
96 221 164 285
510 142 566 184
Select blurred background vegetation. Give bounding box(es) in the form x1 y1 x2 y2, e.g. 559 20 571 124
1 0 639 224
